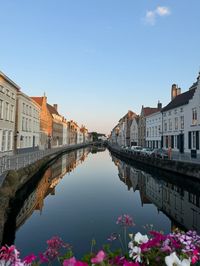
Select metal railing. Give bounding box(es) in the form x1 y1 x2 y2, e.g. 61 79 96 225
0 143 89 176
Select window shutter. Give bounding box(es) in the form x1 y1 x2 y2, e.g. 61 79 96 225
196 131 199 150
188 132 191 149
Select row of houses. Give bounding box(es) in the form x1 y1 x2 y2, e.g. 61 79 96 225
0 71 92 157
109 71 200 159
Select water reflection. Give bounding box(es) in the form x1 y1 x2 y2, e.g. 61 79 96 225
111 153 200 233
2 148 92 245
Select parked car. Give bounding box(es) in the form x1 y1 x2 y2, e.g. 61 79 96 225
131 146 143 154
151 148 168 159
141 147 154 156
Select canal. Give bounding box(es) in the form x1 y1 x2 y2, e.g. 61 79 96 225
2 147 200 258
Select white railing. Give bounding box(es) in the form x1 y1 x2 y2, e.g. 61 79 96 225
0 143 88 176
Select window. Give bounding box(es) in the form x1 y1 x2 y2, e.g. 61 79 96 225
10 105 14 122
23 103 26 114
168 111 171 116
0 85 4 93
174 109 177 114
26 118 28 131
29 106 32 116
2 130 7 151
22 117 25 131
5 102 9 120
0 100 3 119
29 119 31 131
169 119 172 130
11 93 15 99
180 107 183 112
7 131 11 150
164 122 167 132
175 117 178 130
180 116 184 129
192 108 198 125
192 132 196 149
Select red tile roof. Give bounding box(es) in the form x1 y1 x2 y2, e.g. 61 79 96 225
143 107 159 116
31 97 44 106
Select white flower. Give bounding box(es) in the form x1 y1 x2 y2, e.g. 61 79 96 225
129 246 142 263
134 232 149 244
165 252 190 266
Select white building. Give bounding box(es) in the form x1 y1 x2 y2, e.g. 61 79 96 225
146 108 162 149
161 79 200 159
16 91 40 152
130 116 139 146
77 126 84 144
184 76 200 159
0 72 19 156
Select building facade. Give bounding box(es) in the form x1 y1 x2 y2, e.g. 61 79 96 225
146 108 162 149
138 105 161 147
0 72 19 156
16 91 40 152
130 116 139 146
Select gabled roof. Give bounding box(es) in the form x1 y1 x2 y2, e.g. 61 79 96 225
119 110 137 122
31 97 44 106
162 86 196 112
47 103 59 116
143 107 159 116
0 71 21 91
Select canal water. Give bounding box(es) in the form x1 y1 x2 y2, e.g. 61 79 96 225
2 147 200 258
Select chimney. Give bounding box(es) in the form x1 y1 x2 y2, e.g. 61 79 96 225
53 104 58 111
171 84 178 100
157 101 162 110
177 87 181 96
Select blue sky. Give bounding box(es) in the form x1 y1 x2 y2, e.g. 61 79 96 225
0 0 200 134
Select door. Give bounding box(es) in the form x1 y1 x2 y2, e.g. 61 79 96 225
179 133 184 153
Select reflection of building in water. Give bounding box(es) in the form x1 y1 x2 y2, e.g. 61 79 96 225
112 156 132 190
16 168 51 228
111 155 200 233
144 174 200 232
16 149 90 229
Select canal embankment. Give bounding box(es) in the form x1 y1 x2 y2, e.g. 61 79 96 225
108 144 200 180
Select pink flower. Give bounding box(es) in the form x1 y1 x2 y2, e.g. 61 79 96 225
39 252 49 263
91 250 106 264
23 253 37 264
63 257 88 266
0 245 22 264
47 236 68 249
116 214 135 227
191 249 199 264
63 257 76 266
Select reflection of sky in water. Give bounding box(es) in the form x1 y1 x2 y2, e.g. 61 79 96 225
16 149 171 258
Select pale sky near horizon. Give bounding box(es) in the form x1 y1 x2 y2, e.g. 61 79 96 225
0 0 200 134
